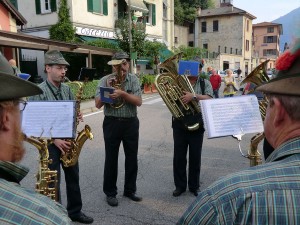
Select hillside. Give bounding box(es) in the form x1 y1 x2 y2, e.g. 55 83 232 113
272 7 300 51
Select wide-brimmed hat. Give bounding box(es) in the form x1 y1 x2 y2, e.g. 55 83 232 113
257 39 300 95
0 52 42 100
44 50 70 66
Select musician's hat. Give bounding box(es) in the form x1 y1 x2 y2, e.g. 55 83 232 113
108 52 130 65
257 38 300 96
44 50 69 66
0 52 42 100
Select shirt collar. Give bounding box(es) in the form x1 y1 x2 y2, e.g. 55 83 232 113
266 137 300 162
0 161 29 183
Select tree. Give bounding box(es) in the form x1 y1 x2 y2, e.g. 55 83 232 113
114 17 147 57
49 0 75 42
173 45 207 60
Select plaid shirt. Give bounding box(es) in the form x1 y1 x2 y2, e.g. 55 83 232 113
95 73 142 118
0 161 70 224
178 137 300 225
29 80 74 101
193 77 213 97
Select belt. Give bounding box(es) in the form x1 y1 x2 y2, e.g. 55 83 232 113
105 116 136 121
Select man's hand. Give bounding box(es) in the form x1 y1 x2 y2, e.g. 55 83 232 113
53 139 72 155
181 91 194 104
109 89 124 100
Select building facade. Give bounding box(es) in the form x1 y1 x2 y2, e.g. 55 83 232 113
252 22 282 69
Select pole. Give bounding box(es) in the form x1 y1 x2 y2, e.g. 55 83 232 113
128 0 134 74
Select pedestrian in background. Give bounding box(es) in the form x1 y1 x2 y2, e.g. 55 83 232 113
209 69 221 98
223 69 238 97
237 67 242 81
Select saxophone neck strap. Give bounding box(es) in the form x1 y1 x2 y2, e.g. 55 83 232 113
46 80 63 100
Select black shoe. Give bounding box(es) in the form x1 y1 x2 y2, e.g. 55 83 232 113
189 189 200 196
70 212 94 224
123 193 142 202
173 189 185 197
106 196 118 207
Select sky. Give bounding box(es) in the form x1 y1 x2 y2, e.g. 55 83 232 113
233 0 300 23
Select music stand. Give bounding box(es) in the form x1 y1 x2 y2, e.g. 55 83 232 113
78 67 96 82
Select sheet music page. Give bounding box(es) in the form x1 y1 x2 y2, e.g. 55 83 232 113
200 95 264 138
21 101 76 138
100 86 114 103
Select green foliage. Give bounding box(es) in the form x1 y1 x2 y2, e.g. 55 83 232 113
86 39 120 50
114 17 147 56
140 74 156 85
67 80 99 100
199 72 209 80
49 0 75 42
173 45 207 60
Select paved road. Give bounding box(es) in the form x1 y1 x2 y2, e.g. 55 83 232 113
21 87 261 225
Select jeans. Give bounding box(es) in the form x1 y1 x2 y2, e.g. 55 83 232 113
213 89 219 98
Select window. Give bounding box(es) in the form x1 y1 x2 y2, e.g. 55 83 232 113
143 3 156 25
263 49 277 56
246 40 250 51
246 20 249 31
230 48 232 54
35 0 57 14
174 37 178 44
267 27 274 33
87 0 108 15
10 0 18 9
201 22 206 33
218 45 220 53
203 44 208 49
263 36 277 43
213 20 218 32
224 47 227 53
189 23 194 34
188 41 194 47
163 3 167 18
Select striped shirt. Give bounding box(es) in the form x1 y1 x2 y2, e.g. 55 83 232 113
29 80 74 101
95 73 142 118
0 161 70 224
178 137 300 225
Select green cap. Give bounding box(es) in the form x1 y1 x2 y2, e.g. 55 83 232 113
44 50 69 66
0 52 43 100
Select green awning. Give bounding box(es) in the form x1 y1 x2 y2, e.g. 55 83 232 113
78 36 117 44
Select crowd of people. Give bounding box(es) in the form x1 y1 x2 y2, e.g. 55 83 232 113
1 37 300 224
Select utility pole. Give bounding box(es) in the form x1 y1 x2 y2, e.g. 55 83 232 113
128 0 134 74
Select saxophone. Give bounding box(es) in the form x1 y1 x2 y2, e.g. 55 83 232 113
24 135 58 201
155 53 201 131
60 81 93 167
239 60 270 166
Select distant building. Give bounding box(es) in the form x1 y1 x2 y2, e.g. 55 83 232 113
252 22 283 69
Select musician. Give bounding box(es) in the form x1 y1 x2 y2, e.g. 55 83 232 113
0 52 70 224
172 62 213 197
95 52 142 207
29 50 93 224
178 39 300 224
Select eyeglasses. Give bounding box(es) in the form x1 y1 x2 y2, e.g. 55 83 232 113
52 65 68 71
18 99 27 112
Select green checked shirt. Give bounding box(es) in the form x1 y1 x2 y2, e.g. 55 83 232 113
29 80 74 101
178 137 300 225
0 161 70 224
193 77 213 97
95 72 142 118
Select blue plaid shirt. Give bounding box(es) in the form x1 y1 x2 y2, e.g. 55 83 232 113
0 161 70 224
178 137 300 225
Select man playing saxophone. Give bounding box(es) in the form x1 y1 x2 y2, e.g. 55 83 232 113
29 50 93 224
0 52 70 224
95 52 142 207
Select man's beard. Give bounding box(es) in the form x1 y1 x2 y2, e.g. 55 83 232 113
11 122 25 162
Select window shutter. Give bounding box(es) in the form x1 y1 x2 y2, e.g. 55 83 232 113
50 0 57 12
35 0 41 14
10 0 18 9
87 0 93 12
103 0 108 15
152 4 156 25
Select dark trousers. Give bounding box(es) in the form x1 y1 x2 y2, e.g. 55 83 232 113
213 89 219 98
172 119 204 191
48 144 82 217
103 116 139 197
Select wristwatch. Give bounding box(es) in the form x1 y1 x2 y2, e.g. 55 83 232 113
193 94 197 101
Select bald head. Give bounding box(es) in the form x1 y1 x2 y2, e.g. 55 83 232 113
8 59 17 67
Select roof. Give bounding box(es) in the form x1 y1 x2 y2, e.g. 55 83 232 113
1 0 27 26
253 22 282 27
198 6 256 20
0 30 114 56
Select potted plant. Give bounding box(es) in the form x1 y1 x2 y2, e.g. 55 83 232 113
140 74 155 94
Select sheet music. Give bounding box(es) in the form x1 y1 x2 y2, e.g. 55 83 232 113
100 86 114 103
21 101 76 138
200 95 264 138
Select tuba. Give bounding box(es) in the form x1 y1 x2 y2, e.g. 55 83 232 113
60 81 93 167
24 135 58 201
237 60 270 166
155 53 201 131
105 59 126 108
